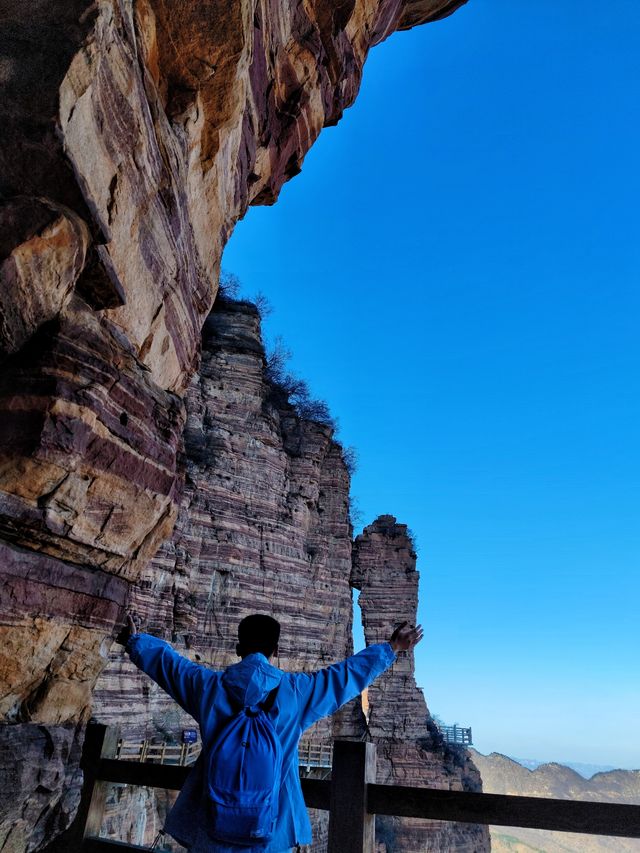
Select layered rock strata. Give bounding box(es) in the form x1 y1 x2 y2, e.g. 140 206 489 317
90 308 488 852
91 299 355 849
0 0 470 846
337 516 490 852
0 722 84 853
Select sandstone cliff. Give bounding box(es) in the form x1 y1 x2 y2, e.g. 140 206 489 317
89 304 487 852
337 516 489 853
471 751 640 853
0 0 471 848
92 297 354 849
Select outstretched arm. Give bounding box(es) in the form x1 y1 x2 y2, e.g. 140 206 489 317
294 621 423 730
121 612 215 724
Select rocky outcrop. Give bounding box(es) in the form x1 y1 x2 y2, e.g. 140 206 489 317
92 299 355 849
0 723 84 853
336 516 490 852
0 0 471 847
472 750 640 853
89 307 489 852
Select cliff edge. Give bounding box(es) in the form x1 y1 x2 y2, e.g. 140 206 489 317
1 0 470 848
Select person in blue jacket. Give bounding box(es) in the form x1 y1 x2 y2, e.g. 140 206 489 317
122 612 423 853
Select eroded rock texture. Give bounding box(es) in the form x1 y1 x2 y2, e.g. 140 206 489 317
92 299 355 849
0 0 470 847
339 516 490 852
88 307 488 852
0 723 84 853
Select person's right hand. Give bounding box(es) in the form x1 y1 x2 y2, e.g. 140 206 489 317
389 621 423 653
116 611 142 645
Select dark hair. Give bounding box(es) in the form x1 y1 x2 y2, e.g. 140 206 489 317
237 614 281 658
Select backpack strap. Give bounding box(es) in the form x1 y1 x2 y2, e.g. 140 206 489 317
258 682 280 714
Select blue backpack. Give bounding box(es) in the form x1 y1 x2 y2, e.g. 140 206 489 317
204 684 282 846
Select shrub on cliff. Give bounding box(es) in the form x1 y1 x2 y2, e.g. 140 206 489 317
216 273 349 440
217 271 272 319
265 336 337 429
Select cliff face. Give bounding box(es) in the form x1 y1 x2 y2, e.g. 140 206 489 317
0 0 471 847
95 297 354 694
90 308 487 852
338 517 489 853
92 298 355 849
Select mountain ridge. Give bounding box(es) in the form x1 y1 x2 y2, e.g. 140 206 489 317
471 749 640 853
508 756 620 780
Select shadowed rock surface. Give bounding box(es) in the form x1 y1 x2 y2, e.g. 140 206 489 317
0 0 472 847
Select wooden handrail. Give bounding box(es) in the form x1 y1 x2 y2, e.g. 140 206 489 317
367 783 640 838
300 778 331 811
115 738 201 766
114 734 329 767
59 726 640 853
97 758 190 790
328 740 375 853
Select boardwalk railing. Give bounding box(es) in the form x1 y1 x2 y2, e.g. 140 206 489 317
298 737 333 776
115 738 201 766
48 724 640 853
438 723 473 746
113 735 331 772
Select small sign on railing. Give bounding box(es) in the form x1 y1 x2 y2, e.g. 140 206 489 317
182 729 198 744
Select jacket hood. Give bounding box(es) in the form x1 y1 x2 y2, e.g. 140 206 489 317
221 653 283 707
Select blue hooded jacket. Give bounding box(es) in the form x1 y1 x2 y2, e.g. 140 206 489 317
126 633 396 852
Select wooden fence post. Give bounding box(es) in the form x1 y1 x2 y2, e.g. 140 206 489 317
328 740 376 853
41 723 120 852
82 724 121 839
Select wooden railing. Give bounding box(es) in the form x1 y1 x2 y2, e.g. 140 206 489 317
298 737 333 771
113 735 331 771
48 725 640 853
115 738 201 766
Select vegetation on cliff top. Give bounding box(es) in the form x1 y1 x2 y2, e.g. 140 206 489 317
217 271 358 477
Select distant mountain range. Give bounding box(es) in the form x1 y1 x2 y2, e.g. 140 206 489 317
470 749 640 853
510 757 618 779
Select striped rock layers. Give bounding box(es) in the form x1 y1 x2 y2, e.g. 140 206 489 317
91 300 355 850
90 306 488 852
0 0 469 848
337 516 490 852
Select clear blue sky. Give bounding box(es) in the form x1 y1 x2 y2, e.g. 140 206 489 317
223 0 640 769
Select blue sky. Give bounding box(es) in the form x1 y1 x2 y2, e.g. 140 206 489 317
223 0 640 768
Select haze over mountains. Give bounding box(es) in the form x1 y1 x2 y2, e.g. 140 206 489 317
471 750 640 853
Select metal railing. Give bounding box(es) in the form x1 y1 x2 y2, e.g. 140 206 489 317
298 738 333 769
438 723 473 745
47 724 640 853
